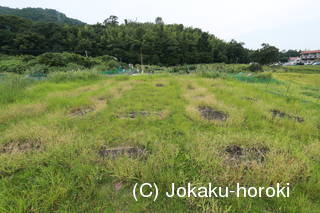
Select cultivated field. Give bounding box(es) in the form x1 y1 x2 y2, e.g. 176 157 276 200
0 71 319 212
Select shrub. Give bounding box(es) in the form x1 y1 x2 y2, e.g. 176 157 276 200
37 53 67 67
247 63 263 72
0 63 29 74
105 60 120 70
26 64 50 74
61 52 97 68
188 65 197 71
22 55 36 62
170 66 187 73
37 52 97 68
96 55 118 63
92 65 107 72
64 63 86 71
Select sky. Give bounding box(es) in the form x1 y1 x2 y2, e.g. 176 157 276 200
1 0 319 50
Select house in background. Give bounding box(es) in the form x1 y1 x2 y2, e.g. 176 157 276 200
288 57 301 63
301 50 320 63
284 56 302 65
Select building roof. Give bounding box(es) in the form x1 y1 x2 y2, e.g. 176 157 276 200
301 50 320 54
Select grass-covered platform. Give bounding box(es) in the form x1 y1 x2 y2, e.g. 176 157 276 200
0 71 319 212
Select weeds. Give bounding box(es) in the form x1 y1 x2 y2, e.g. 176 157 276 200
0 74 35 104
0 68 319 212
47 70 102 83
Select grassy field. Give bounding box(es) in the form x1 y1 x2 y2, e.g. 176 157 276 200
0 70 319 212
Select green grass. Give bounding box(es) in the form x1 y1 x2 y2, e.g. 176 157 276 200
0 70 319 212
273 65 320 74
0 74 35 104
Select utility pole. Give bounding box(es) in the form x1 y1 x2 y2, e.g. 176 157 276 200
128 38 144 74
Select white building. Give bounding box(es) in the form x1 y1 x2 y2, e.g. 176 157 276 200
301 50 320 63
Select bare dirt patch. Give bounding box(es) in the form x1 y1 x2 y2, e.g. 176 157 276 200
69 107 95 117
98 96 106 101
198 106 228 121
127 111 150 118
0 139 41 154
270 109 304 123
118 111 164 119
243 97 257 102
155 83 165 87
224 144 269 165
98 145 147 159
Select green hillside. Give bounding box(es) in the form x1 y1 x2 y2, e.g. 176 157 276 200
0 6 85 25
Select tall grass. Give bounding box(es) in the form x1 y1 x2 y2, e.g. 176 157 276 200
47 70 102 83
0 71 103 105
0 74 35 105
197 71 226 79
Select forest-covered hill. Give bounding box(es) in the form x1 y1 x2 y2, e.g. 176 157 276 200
0 6 85 25
0 7 296 66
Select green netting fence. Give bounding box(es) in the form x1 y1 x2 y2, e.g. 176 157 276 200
100 68 140 75
27 73 47 79
100 68 126 75
229 73 281 84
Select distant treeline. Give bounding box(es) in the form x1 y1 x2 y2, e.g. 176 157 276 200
0 14 299 66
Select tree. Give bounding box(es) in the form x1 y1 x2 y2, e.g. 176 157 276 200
14 32 46 52
155 17 164 25
224 40 249 64
251 43 279 65
103 15 119 26
197 32 212 63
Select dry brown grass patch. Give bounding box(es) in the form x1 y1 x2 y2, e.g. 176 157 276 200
270 109 304 123
198 105 228 121
222 144 269 166
98 145 147 159
0 103 47 123
106 80 137 100
0 138 41 154
69 106 95 117
117 110 169 119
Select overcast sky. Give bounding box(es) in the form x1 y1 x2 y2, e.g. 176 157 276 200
1 0 319 50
